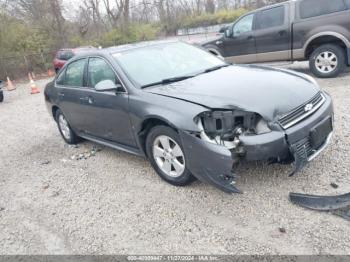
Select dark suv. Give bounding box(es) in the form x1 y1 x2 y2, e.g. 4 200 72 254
203 0 350 78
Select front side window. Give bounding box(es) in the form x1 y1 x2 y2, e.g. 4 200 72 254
64 59 86 87
113 42 226 87
233 14 254 37
88 58 117 88
300 0 346 19
256 6 285 30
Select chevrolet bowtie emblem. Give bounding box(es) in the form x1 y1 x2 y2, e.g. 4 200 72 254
304 103 313 112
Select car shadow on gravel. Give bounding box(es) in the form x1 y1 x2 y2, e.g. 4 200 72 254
76 140 299 195
30 132 330 197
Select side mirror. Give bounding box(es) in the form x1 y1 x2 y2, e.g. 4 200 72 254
95 79 124 93
225 28 232 38
219 26 226 34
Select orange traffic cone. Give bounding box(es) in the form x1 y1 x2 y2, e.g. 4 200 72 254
29 73 40 94
47 69 55 77
6 77 16 91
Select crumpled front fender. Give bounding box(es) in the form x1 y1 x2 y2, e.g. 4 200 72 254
179 130 241 194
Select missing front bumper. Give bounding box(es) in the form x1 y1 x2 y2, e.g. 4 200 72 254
179 125 333 194
289 116 333 176
179 95 333 194
179 130 241 194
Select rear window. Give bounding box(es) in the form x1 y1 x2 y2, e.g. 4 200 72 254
300 0 347 19
56 50 74 61
256 6 285 30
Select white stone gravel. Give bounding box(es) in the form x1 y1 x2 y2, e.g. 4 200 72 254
0 65 350 255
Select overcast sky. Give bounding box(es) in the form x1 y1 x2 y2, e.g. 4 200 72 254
62 0 118 20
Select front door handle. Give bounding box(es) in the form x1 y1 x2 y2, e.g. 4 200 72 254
87 97 94 104
58 92 65 97
80 97 94 104
247 35 254 40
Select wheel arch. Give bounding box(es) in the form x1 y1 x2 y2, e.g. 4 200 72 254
304 32 350 60
204 44 222 56
52 105 60 121
137 116 178 157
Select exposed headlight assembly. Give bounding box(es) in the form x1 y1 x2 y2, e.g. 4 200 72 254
195 110 271 150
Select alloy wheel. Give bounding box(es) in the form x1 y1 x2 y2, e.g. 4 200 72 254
58 114 71 140
153 135 185 178
315 51 338 74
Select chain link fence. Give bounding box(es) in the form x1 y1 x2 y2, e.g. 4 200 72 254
0 51 56 81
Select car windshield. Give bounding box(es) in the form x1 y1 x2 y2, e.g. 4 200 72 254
113 42 227 88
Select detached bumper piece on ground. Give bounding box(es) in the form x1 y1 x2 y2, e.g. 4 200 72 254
290 192 350 221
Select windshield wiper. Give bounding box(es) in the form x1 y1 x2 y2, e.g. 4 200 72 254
141 65 230 89
141 75 195 89
202 64 230 74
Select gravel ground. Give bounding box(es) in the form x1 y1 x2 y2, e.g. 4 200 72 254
0 64 350 255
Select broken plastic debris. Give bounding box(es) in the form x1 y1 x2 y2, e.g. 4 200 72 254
290 192 350 221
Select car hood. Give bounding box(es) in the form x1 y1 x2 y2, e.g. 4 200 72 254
144 65 320 121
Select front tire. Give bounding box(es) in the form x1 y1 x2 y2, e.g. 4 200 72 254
309 44 346 78
146 126 196 187
0 91 3 103
55 109 80 144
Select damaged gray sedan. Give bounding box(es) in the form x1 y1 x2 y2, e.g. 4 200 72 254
44 41 334 193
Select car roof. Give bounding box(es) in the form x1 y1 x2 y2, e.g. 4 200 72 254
57 46 96 52
252 0 298 12
106 39 179 54
71 40 182 59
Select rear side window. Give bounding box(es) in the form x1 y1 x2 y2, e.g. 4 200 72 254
56 69 65 85
64 59 86 87
57 50 74 61
300 0 347 19
256 6 285 30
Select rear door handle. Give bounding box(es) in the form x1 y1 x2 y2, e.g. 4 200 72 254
79 97 88 103
247 35 254 40
58 92 65 97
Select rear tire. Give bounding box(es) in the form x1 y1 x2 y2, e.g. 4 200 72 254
309 44 346 78
146 126 196 187
0 91 3 103
55 109 80 145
